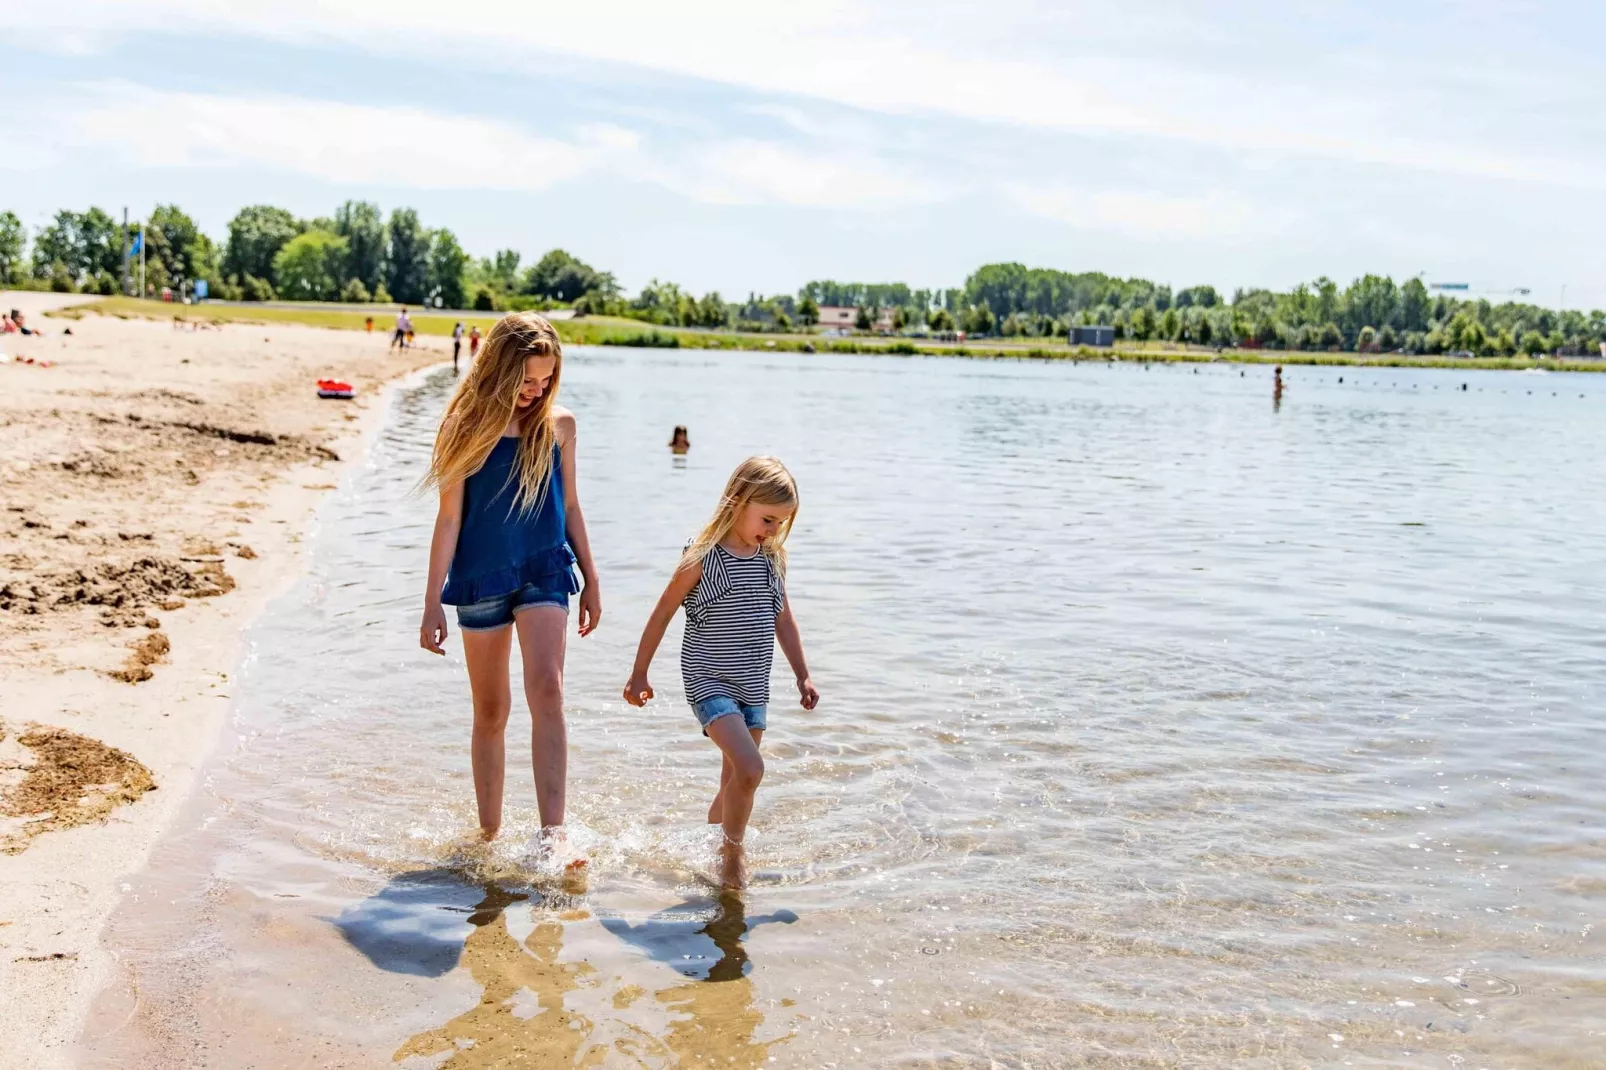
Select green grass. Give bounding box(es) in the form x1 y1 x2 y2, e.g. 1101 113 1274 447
67 297 1606 373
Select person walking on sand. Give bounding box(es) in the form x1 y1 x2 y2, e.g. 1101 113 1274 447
452 321 465 374
391 307 413 352
623 456 819 889
419 312 602 866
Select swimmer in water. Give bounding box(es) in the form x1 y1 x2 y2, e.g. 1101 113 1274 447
669 425 691 455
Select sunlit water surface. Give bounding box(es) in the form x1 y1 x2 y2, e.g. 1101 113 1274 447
83 351 1606 1068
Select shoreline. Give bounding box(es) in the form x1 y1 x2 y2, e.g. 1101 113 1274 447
65 296 1606 373
0 293 444 1068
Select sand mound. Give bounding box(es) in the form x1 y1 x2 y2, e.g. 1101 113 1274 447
0 721 156 854
0 554 234 625
109 632 171 684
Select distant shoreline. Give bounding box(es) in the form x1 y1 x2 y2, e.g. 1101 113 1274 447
63 297 1606 374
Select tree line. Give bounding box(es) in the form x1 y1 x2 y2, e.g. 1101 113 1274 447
2 201 1600 356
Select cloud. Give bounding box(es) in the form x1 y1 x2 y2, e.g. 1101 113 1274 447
15 0 1606 189
1003 182 1261 241
60 84 942 211
70 84 629 192
664 140 945 208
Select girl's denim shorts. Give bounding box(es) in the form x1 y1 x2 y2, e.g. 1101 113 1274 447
691 695 768 733
454 582 570 631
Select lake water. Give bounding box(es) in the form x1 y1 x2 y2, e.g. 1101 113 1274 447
83 350 1606 1068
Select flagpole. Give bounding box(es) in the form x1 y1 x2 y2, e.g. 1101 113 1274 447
121 207 130 296
139 222 146 299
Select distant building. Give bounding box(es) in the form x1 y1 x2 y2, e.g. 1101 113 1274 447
1069 325 1115 347
816 305 898 332
816 305 858 330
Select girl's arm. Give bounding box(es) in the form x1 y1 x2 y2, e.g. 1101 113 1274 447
623 558 703 706
420 480 464 655
776 595 820 709
555 408 601 637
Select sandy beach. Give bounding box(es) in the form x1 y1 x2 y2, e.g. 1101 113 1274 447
0 294 441 1068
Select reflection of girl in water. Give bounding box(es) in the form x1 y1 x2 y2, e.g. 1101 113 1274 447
669 425 691 455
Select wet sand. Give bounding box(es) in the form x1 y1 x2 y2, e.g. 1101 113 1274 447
0 294 441 1068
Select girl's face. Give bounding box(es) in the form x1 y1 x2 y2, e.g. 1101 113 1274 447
516 355 557 409
735 499 795 546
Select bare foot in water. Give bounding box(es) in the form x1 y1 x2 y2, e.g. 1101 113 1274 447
718 841 748 890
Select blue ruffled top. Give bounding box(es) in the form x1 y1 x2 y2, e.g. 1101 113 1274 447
439 436 577 606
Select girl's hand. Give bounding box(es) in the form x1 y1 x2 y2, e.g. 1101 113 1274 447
797 676 819 710
578 583 602 637
623 673 654 707
420 602 448 655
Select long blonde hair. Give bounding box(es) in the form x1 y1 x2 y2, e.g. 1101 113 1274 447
683 456 799 578
424 312 563 513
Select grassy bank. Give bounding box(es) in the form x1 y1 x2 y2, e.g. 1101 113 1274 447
63 297 1606 373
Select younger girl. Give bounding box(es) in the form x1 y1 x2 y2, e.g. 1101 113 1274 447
420 312 601 852
624 456 819 888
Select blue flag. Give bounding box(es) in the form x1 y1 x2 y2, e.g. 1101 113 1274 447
128 232 142 258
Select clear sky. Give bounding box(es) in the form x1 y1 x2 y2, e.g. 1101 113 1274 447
5 1 1603 307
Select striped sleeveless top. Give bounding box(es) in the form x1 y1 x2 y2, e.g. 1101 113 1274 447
681 544 786 705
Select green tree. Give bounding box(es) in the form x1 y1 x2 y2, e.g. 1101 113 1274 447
149 204 219 289
428 228 469 309
340 278 371 303
1314 277 1339 325
1377 325 1398 350
224 205 299 283
32 208 120 282
855 305 873 330
1159 307 1181 341
1399 277 1430 331
272 230 350 301
1318 321 1342 348
523 249 615 303
1520 329 1547 355
0 211 24 284
1130 306 1156 341
1194 315 1213 346
334 200 386 293
797 295 819 325
961 304 994 335
384 208 430 304
1357 325 1378 352
927 307 954 331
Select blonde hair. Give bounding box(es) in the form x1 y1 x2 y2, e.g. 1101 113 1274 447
424 312 563 513
683 456 799 578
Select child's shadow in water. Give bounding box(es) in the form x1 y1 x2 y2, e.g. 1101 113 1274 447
331 868 529 977
600 893 798 982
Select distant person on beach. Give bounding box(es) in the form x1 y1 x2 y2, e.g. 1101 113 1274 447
623 456 819 889
8 310 41 336
419 312 602 870
469 325 482 360
391 308 412 351
452 322 465 374
669 425 690 454
365 315 374 333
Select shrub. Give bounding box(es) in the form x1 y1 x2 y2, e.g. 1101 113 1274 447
885 340 918 354
95 270 118 296
599 329 680 348
472 287 495 311
372 282 393 304
340 277 371 303
242 274 275 302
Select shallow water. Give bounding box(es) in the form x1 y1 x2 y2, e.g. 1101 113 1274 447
84 352 1606 1068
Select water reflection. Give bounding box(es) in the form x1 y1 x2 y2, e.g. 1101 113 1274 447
351 873 795 1068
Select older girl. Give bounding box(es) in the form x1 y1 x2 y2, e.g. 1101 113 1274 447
624 456 819 887
420 312 601 849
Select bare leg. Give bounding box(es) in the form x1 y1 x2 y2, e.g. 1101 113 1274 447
704 717 764 889
707 728 762 824
462 625 515 839
514 606 569 830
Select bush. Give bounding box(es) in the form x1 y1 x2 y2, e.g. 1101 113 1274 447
885 340 918 354
372 282 393 304
242 274 275 302
599 329 680 348
49 263 76 293
95 270 118 296
472 287 495 311
340 277 371 303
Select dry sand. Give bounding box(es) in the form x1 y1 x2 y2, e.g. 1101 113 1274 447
0 293 444 1068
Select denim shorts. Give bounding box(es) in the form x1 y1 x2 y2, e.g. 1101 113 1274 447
454 582 570 631
691 695 768 733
